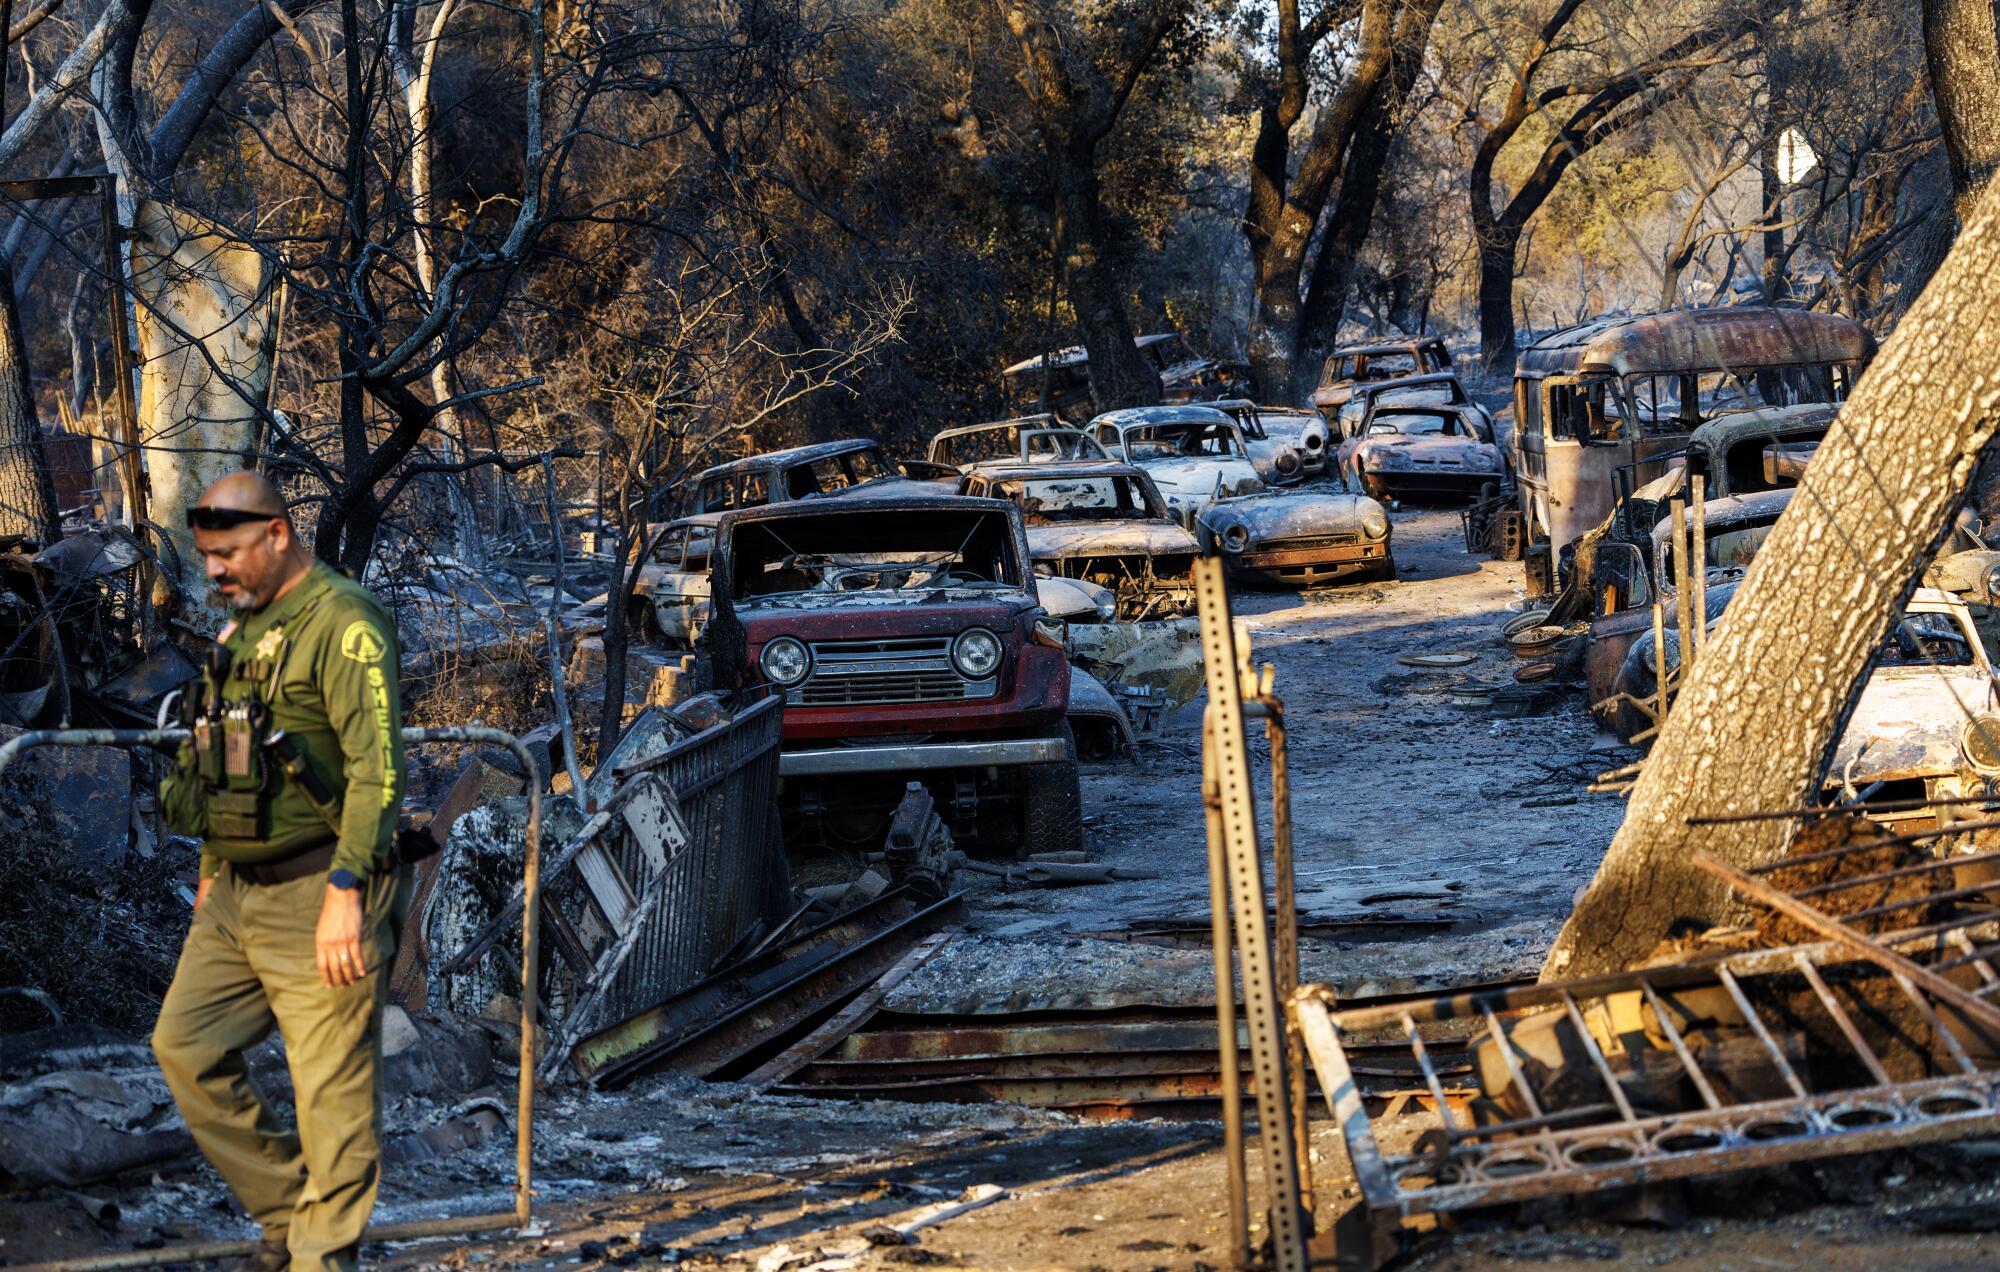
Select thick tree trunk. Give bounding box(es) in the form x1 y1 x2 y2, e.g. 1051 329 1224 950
1543 171 2000 981
128 201 277 618
0 263 60 545
1475 222 1521 372
1923 0 2000 221
1055 159 1159 411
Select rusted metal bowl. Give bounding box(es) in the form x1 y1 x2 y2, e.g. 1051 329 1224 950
1515 661 1557 683
1508 625 1567 659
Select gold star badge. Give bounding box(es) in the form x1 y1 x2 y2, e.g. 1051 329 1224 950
255 629 285 661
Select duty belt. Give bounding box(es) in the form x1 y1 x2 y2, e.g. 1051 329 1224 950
234 843 337 885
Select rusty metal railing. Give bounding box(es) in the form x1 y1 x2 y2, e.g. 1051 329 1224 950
1 725 544 1271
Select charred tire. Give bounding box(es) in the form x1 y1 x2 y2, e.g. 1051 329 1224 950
1492 506 1526 562
1018 722 1083 861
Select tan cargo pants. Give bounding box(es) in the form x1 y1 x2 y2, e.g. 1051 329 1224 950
153 862 407 1272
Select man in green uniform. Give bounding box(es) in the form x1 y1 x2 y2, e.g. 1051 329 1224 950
152 471 408 1272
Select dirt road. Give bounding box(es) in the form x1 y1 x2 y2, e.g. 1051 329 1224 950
895 503 1633 1015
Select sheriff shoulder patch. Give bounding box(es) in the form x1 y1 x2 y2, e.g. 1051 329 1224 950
339 620 387 664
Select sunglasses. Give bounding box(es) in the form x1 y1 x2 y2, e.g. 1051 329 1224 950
185 506 282 531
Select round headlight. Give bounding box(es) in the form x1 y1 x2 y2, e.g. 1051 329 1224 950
759 636 811 686
1304 432 1324 450
953 627 1002 678
1964 715 2000 772
1276 448 1300 474
1361 502 1390 540
1982 560 2000 604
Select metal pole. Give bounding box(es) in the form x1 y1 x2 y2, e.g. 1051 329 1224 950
1689 473 1707 658
1669 495 1693 679
0 725 546 1264
1256 686 1313 1213
1651 599 1669 723
1194 555 1310 1272
1201 704 1250 1268
98 178 142 532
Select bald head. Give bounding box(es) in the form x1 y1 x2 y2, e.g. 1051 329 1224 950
198 470 292 526
190 470 312 612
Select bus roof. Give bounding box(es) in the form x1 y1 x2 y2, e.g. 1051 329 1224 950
1516 307 1875 379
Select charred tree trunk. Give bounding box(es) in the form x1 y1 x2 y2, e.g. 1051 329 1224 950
1475 219 1522 372
1054 155 1159 411
1290 1 1441 402
0 264 60 545
1543 172 2000 981
998 0 1175 412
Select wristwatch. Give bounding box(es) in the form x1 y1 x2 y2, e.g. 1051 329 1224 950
328 869 361 891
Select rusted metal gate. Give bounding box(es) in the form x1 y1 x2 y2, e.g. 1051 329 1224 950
440 694 787 1077
1295 910 2000 1220
572 692 786 1025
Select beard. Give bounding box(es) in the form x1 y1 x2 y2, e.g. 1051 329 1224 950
211 577 263 611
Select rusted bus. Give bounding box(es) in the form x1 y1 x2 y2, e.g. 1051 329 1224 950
1510 307 1876 557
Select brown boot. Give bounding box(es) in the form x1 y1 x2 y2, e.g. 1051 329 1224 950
227 1235 290 1272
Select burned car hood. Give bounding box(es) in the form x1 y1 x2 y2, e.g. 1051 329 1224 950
1026 521 1198 559
1211 490 1378 538
1828 669 1998 784
1135 456 1263 499
1351 434 1501 471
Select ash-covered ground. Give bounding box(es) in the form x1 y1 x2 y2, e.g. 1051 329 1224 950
12 506 1994 1271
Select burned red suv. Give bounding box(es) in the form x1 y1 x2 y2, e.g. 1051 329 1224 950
706 495 1081 857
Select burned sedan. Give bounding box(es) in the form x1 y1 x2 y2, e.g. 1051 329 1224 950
1335 402 1506 501
958 462 1195 620
707 497 1081 857
1089 405 1395 587
959 462 1205 730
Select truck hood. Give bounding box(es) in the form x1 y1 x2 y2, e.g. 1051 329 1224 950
737 590 1040 633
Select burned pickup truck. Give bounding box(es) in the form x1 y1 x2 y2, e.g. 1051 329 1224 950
704 496 1081 856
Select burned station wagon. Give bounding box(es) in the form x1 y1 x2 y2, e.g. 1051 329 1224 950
1088 405 1395 587
957 462 1195 621
1311 336 1454 421
1332 371 1494 444
706 496 1080 857
681 439 920 514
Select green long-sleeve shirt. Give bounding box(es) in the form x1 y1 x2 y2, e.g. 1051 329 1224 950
162 562 406 882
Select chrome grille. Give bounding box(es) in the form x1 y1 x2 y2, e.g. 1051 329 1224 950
1264 532 1361 550
791 635 997 706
